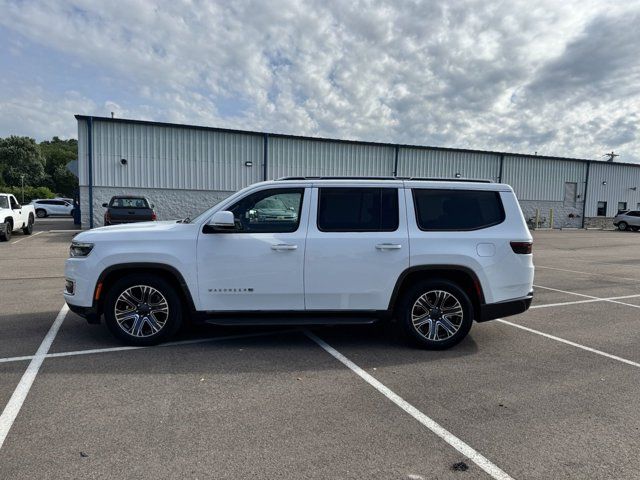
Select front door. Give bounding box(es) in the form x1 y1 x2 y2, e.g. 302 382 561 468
304 185 409 310
196 186 309 311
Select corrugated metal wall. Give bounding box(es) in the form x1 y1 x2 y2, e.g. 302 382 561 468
77 119 89 185
585 163 640 216
397 148 500 181
502 156 587 201
267 136 395 178
88 119 263 191
78 117 640 221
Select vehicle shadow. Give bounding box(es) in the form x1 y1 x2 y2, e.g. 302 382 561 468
32 310 482 376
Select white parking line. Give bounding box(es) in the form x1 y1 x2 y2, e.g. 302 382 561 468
0 329 300 365
534 284 640 310
10 231 43 244
497 319 640 369
531 293 640 309
0 304 68 450
305 331 513 480
536 265 640 282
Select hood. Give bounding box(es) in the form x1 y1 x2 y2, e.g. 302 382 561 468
73 220 187 242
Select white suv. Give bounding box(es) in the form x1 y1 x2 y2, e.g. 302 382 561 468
64 178 534 349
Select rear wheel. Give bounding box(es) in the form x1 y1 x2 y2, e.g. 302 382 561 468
397 280 473 349
0 220 11 241
104 274 183 346
36 209 47 218
22 214 34 235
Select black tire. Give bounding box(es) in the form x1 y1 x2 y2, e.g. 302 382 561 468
397 279 473 350
22 214 34 235
103 274 183 346
618 222 628 231
632 226 640 232
36 209 47 218
0 220 11 241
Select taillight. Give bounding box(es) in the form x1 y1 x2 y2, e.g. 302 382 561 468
104 211 111 222
151 211 157 221
511 241 532 254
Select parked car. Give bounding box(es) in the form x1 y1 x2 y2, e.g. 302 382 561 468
0 193 35 241
103 196 157 226
613 210 640 231
64 177 534 349
30 198 74 218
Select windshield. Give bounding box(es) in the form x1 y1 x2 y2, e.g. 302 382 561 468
0 196 8 209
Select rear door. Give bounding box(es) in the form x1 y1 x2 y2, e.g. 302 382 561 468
304 184 409 310
626 211 640 226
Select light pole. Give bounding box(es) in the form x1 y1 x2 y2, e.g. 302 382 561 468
20 174 25 204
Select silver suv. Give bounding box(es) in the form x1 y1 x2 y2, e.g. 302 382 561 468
613 211 640 231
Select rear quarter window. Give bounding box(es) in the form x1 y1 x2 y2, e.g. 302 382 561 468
412 189 505 231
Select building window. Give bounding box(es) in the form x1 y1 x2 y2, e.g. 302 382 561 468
618 202 628 213
597 201 607 217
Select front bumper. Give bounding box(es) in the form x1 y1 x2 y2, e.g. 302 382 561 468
477 291 533 322
66 302 101 324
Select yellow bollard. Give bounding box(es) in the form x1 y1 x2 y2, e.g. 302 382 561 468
549 209 554 229
535 209 540 229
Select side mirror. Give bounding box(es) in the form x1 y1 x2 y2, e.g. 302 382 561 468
208 211 236 230
102 203 108 208
150 204 155 209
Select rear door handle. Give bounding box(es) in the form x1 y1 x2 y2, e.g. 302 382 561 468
271 243 298 251
375 243 402 250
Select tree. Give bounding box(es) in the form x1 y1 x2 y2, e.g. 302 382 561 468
39 137 78 196
0 136 45 187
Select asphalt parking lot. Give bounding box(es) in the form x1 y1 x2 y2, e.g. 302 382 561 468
1 223 639 479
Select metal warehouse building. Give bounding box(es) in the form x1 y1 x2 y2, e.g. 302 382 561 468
76 115 640 230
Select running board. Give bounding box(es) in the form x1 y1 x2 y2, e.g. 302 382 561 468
203 311 383 326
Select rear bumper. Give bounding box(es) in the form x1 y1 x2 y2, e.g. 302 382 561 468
477 291 533 322
66 302 101 324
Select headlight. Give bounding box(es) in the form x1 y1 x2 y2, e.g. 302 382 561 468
69 241 94 257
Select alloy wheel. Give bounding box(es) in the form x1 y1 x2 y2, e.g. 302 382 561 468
114 285 170 337
411 290 464 342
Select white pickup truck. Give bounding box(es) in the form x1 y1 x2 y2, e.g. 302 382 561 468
0 193 35 241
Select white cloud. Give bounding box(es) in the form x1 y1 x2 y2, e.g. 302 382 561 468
1 0 640 161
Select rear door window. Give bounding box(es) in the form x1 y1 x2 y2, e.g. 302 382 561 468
412 189 505 231
317 188 399 232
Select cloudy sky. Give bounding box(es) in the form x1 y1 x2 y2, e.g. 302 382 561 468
1 0 639 161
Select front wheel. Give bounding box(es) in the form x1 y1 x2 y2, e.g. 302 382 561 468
0 221 11 241
397 280 473 349
631 226 639 232
104 274 183 346
618 222 628 231
36 209 47 218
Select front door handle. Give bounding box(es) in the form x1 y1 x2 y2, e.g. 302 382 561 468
375 243 402 250
271 243 298 251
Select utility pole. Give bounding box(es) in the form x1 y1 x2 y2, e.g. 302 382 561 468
20 174 25 204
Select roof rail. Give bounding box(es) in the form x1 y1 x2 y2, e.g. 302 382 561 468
276 176 493 183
